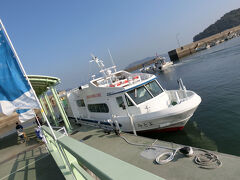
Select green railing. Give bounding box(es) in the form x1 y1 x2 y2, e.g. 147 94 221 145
42 125 164 180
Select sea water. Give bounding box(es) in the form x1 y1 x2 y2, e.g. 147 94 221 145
145 37 240 156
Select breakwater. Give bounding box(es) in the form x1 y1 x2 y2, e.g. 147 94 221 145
168 25 240 61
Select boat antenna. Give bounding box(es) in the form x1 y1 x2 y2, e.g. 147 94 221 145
108 48 117 72
90 54 108 78
90 54 105 69
88 58 94 80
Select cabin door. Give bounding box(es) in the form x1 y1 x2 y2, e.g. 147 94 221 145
76 99 88 118
79 107 88 118
115 96 128 117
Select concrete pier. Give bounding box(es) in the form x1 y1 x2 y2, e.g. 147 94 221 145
1 123 240 180
0 126 64 180
168 25 240 61
71 125 240 180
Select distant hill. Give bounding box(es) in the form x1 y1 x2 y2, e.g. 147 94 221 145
125 56 155 69
193 8 240 42
125 53 170 70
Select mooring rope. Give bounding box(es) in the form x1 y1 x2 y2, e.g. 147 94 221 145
194 149 222 169
119 134 222 169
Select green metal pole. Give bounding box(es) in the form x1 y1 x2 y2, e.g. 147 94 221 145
39 96 48 123
50 86 73 133
44 93 59 126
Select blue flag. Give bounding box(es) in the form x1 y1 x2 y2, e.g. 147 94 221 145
16 109 36 122
0 22 39 115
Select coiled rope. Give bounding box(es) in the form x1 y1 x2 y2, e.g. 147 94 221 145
119 135 182 164
119 134 222 169
194 149 222 169
155 148 181 164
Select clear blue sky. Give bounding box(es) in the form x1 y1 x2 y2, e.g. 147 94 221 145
0 0 240 89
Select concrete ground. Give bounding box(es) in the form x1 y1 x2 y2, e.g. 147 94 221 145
1 121 240 180
71 124 240 180
0 126 64 180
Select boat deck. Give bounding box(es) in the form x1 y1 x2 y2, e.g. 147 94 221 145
71 125 240 180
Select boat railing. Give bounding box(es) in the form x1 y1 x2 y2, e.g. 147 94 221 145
93 72 154 88
131 73 153 81
41 125 163 180
167 90 194 104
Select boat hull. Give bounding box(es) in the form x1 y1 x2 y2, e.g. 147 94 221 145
160 61 173 71
119 92 201 132
138 126 184 133
75 93 201 133
123 107 198 133
76 106 198 133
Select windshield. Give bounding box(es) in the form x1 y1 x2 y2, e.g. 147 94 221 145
126 80 163 105
145 80 163 97
127 86 152 104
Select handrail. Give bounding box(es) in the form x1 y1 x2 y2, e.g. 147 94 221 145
42 125 164 180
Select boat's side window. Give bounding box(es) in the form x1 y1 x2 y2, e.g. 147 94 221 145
145 80 163 97
125 95 134 107
116 96 126 109
127 86 152 104
88 103 109 113
76 99 85 107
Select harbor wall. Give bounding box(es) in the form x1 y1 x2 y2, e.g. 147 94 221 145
168 25 240 61
125 25 240 72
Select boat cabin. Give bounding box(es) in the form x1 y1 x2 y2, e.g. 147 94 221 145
67 71 170 123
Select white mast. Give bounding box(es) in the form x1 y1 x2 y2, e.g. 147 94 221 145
90 54 119 84
108 48 117 72
90 54 108 78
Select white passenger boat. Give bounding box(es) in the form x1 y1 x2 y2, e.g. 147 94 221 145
154 57 173 71
140 65 155 73
139 56 173 73
66 55 201 133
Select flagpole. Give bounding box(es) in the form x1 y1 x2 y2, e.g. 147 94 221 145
0 19 57 140
34 114 41 126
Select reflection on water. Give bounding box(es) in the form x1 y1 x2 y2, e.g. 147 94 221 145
156 66 176 82
143 121 218 151
140 37 240 156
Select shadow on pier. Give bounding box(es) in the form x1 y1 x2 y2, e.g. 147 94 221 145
0 126 64 180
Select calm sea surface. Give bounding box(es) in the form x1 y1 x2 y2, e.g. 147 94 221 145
144 37 240 156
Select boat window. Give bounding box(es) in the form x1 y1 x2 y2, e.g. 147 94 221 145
116 96 126 109
88 103 109 113
145 80 163 97
127 86 152 105
76 99 85 107
125 95 134 107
